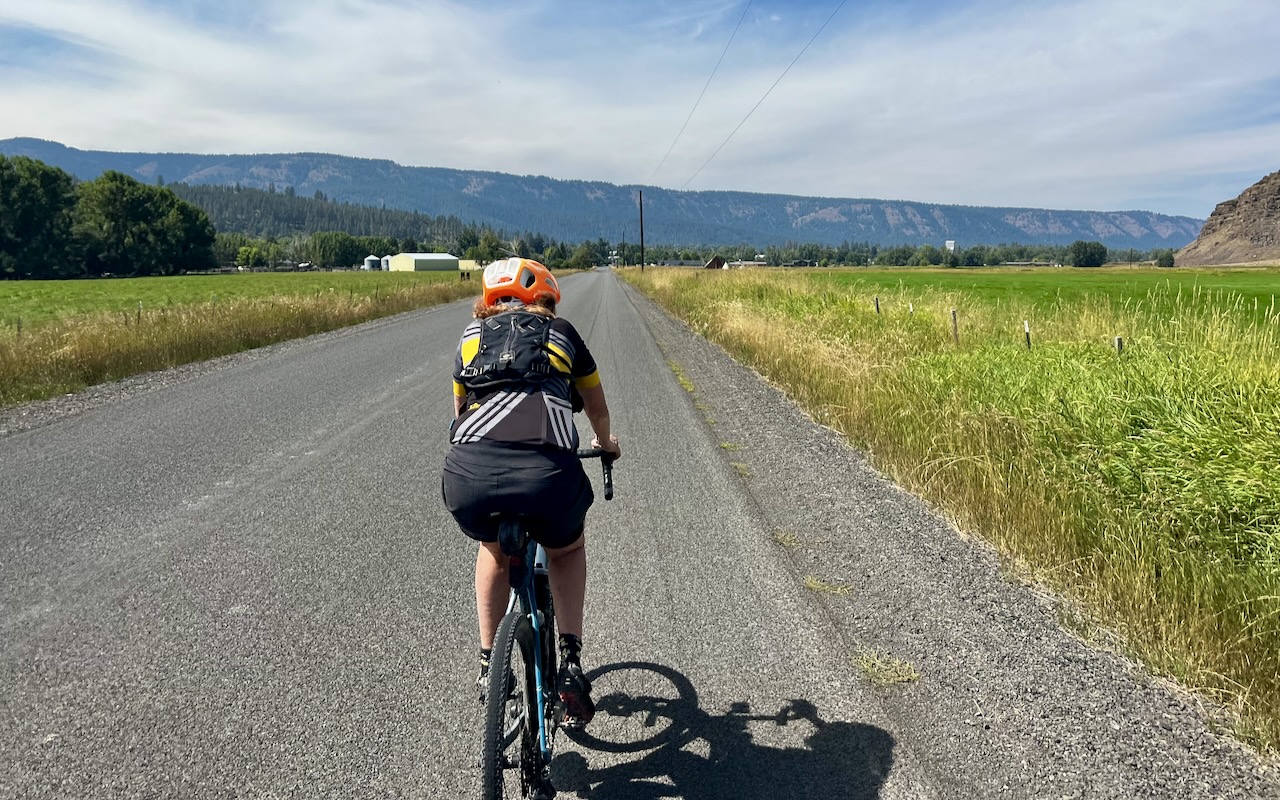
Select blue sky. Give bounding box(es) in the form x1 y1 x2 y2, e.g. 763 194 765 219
0 0 1276 219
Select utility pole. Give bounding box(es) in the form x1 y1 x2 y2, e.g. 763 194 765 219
639 190 645 273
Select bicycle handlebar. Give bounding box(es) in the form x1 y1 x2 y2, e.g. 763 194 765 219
576 447 616 501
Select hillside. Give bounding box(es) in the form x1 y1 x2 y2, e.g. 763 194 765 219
1 137 1204 249
1176 170 1280 266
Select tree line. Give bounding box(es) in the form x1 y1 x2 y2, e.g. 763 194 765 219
168 182 475 243
212 226 613 271
612 240 1175 268
0 156 217 279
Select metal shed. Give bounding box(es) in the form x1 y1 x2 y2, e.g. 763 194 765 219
386 253 460 272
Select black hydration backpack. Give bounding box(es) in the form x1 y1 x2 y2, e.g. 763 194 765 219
457 311 555 391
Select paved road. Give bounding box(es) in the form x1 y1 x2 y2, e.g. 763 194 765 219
2 269 1276 799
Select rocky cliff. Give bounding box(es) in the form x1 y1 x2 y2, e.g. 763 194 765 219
1177 171 1280 266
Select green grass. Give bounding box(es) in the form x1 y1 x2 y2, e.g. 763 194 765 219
623 265 1280 753
795 265 1280 313
667 359 696 393
0 271 470 328
0 271 478 407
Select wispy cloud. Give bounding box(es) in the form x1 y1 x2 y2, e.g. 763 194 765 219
0 0 1275 217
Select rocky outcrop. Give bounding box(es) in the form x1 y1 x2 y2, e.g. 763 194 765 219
1177 171 1280 266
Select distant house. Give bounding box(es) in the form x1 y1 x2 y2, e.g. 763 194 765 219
704 256 726 270
783 259 817 268
362 254 382 270
386 252 460 271
728 260 768 268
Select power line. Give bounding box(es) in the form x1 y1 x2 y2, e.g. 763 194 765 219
680 0 848 191
650 1 753 181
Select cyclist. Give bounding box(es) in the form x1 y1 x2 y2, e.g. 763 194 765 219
441 257 621 728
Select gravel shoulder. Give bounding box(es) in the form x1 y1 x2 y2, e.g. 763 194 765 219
621 278 1280 799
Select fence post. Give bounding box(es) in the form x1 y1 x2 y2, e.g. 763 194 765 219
874 296 880 315
1024 320 1031 350
951 308 959 345
1114 335 1124 354
909 302 914 315
137 301 142 325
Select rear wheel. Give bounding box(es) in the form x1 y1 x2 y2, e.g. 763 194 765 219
481 611 538 799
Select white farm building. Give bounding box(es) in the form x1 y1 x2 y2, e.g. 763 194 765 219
386 252 460 271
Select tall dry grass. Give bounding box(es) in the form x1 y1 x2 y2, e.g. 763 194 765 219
624 267 1280 753
0 281 477 407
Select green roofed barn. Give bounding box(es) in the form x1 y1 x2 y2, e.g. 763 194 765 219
386 252 460 271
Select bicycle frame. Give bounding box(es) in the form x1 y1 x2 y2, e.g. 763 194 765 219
499 525 555 763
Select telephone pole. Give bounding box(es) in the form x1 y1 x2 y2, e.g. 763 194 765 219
639 190 645 273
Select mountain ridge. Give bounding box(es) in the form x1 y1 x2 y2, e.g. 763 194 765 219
0 137 1204 249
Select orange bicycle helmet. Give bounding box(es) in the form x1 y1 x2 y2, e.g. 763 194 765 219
482 257 560 306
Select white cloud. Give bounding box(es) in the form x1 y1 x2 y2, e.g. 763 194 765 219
0 0 1276 217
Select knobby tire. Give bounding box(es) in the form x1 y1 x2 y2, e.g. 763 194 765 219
481 610 531 799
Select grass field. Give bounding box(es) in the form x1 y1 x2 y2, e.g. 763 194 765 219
0 271 472 328
802 265 1280 314
0 271 479 407
622 265 1280 754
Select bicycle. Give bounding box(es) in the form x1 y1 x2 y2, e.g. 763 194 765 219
480 448 615 800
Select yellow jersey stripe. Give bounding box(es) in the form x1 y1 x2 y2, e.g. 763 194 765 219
545 342 572 374
460 336 481 367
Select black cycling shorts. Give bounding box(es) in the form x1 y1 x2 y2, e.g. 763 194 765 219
441 442 594 549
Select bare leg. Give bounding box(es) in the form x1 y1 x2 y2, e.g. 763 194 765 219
475 542 509 649
545 533 587 638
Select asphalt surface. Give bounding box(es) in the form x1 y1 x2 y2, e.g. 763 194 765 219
2 268 1277 799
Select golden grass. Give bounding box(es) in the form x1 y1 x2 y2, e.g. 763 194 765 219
804 576 853 596
773 529 801 548
853 648 922 685
623 266 1280 753
0 280 478 407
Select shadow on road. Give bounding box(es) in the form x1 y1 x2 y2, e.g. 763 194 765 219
554 661 894 799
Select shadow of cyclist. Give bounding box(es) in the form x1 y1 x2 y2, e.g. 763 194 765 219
553 661 894 799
